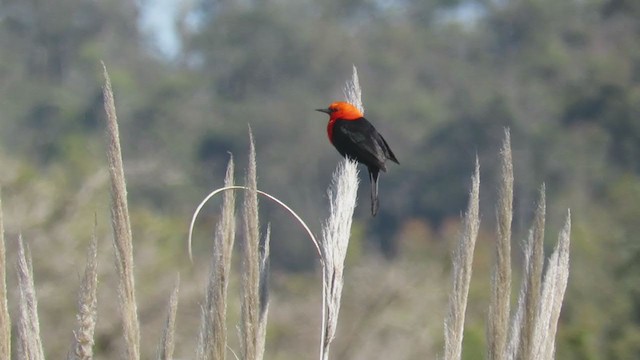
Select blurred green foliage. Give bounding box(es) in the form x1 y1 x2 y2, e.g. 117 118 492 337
1 0 639 358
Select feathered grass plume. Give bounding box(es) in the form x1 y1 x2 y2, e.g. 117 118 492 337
102 61 141 360
256 224 271 360
488 129 513 359
320 158 360 360
0 189 9 359
197 156 236 360
343 65 363 113
444 157 480 360
157 275 180 360
240 128 268 360
67 221 99 360
16 235 45 360
530 211 571 360
507 186 546 360
316 66 362 360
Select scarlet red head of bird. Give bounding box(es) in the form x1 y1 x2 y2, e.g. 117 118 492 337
316 101 363 121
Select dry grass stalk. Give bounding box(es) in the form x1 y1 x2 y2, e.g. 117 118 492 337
68 224 99 360
320 158 360 360
343 65 363 114
444 158 480 360
317 67 361 360
531 211 571 360
240 128 264 360
101 61 141 360
16 235 45 360
488 129 513 360
157 275 180 360
197 156 236 360
515 186 546 360
256 224 271 360
0 189 9 359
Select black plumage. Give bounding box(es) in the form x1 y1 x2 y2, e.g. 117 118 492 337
317 102 398 216
331 117 399 216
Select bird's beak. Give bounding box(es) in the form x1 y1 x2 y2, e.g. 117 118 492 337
316 108 331 114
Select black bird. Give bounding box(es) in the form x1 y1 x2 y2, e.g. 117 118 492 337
317 101 399 216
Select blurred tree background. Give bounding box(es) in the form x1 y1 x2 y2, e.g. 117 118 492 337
0 0 639 358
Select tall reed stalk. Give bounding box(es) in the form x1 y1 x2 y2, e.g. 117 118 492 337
16 235 45 360
488 129 513 360
102 61 140 360
444 158 481 360
0 190 9 359
67 221 99 360
196 156 236 360
240 128 269 360
319 159 359 360
157 275 180 360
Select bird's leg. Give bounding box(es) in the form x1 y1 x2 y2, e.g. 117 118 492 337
369 170 380 216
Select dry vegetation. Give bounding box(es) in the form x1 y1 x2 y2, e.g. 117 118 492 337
0 65 571 359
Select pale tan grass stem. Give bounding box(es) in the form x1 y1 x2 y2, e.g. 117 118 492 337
315 66 361 360
102 61 140 360
240 129 263 360
197 156 236 360
320 159 359 360
68 222 99 360
488 129 513 360
0 189 9 359
519 186 546 360
157 275 180 360
343 65 363 113
444 158 480 360
256 224 271 360
16 236 45 360
532 211 571 360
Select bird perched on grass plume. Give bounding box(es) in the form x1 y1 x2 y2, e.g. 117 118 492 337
316 101 399 216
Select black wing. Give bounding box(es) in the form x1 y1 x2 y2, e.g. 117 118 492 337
332 117 398 172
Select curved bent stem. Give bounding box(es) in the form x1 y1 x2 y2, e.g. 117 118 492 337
188 185 328 360
187 185 321 262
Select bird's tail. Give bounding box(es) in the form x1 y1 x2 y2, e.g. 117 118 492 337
369 169 380 216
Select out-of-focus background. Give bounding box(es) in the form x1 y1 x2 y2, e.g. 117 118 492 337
0 0 639 358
